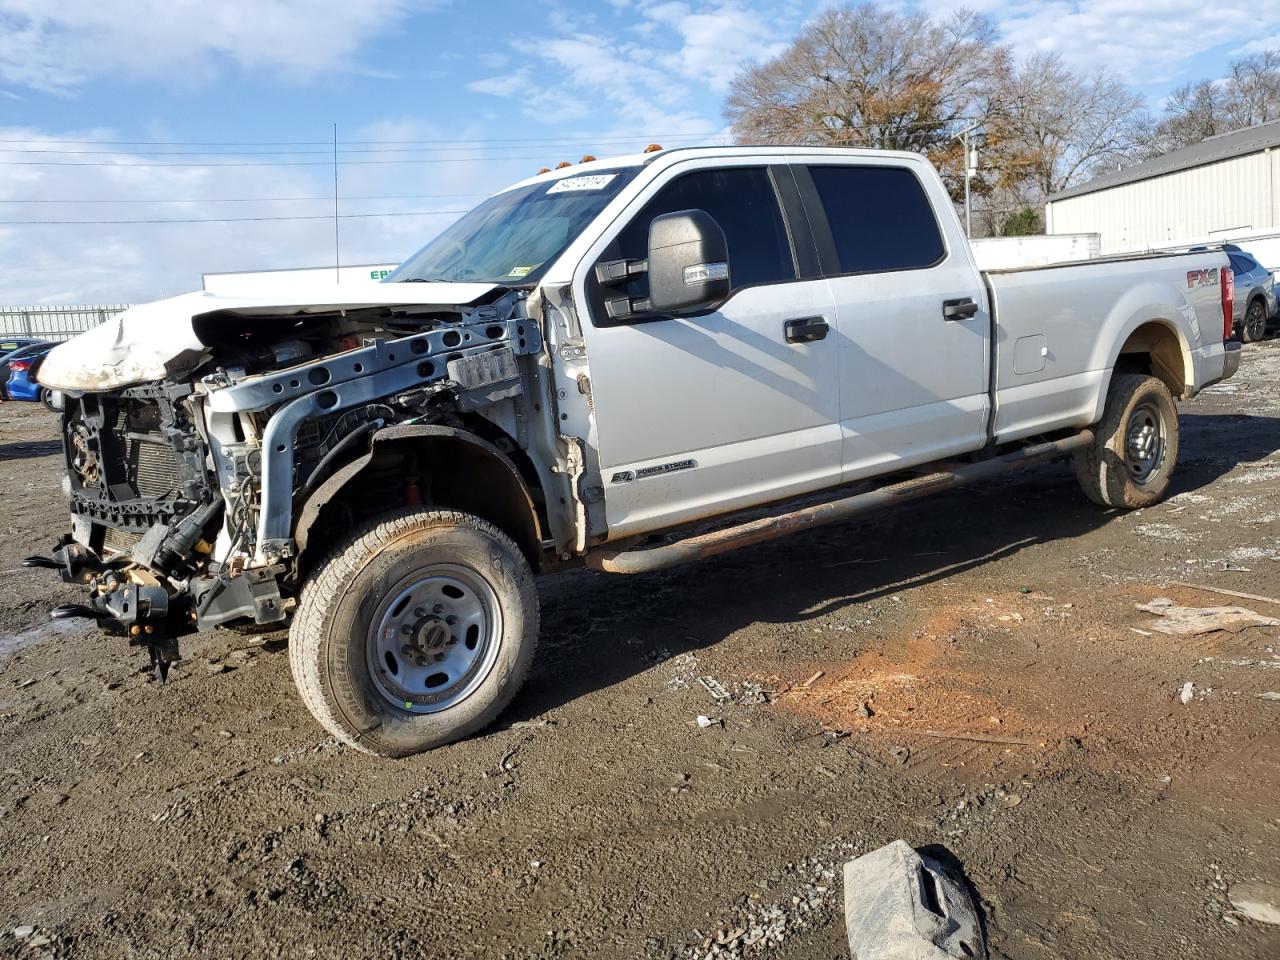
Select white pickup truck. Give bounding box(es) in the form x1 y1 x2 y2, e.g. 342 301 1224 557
34 146 1240 757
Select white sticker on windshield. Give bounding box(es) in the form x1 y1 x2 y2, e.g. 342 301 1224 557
547 174 617 194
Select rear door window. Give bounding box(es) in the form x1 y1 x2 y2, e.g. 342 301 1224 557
805 165 946 275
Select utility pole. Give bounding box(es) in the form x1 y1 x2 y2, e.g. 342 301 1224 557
333 122 340 283
959 124 979 239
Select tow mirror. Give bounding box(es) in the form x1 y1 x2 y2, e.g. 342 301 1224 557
595 209 731 320
647 209 730 314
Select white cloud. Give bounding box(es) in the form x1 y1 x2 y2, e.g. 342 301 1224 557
468 0 791 135
1237 33 1280 56
973 0 1280 86
0 122 530 304
0 0 438 94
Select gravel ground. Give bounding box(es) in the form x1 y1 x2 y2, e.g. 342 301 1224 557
1 344 1279 959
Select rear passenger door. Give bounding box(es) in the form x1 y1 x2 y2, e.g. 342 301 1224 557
577 162 843 540
795 161 990 480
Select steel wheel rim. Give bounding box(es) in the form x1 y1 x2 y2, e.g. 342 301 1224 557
1247 302 1265 340
366 563 502 714
1124 402 1166 485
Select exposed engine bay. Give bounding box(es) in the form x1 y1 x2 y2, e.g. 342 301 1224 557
28 287 544 678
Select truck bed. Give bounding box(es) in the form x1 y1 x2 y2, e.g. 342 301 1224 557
983 248 1233 444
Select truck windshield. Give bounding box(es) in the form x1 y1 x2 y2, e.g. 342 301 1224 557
387 169 639 285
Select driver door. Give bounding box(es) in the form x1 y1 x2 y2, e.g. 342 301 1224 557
576 162 843 540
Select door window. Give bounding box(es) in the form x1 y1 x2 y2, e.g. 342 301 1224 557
806 165 945 275
591 167 796 321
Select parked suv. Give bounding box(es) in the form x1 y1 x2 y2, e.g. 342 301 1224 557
1228 247 1276 342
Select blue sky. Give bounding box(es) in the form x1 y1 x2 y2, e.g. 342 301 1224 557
1 0 1277 304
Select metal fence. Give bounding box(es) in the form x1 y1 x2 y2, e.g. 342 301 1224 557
0 304 130 341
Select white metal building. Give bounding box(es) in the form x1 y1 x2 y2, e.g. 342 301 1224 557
1045 119 1280 256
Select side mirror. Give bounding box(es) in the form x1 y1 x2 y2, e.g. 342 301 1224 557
647 209 730 314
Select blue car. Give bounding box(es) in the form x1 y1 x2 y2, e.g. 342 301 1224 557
2 341 56 406
1226 247 1277 343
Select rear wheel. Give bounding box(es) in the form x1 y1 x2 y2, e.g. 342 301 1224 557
290 509 538 757
38 388 58 412
1075 373 1179 508
1241 298 1267 343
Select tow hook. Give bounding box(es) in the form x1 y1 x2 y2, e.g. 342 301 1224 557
50 603 111 621
21 555 62 571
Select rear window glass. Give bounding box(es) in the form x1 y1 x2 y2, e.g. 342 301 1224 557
807 165 946 275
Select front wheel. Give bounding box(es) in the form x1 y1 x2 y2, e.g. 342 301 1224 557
1075 373 1180 509
1241 299 1268 343
290 509 539 757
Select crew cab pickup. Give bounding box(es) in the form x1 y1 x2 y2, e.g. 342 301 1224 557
33 146 1241 757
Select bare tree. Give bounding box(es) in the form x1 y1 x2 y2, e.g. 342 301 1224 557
1151 80 1224 154
1226 51 1280 128
1154 51 1280 153
725 4 1006 182
985 52 1151 201
725 4 1156 230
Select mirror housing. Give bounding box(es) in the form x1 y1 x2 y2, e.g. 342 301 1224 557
646 209 730 314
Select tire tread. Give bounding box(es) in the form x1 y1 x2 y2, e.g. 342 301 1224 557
289 508 537 757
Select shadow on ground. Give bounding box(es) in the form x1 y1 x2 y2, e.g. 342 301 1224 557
507 411 1280 724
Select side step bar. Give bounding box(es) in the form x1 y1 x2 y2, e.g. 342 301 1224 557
585 430 1094 575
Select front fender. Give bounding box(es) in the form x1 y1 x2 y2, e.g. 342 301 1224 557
293 424 545 572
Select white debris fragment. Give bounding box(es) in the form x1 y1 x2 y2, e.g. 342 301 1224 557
1229 881 1280 925
1179 682 1195 705
1136 602 1280 636
696 676 732 702
696 715 722 729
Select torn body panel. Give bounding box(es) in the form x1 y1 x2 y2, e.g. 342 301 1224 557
39 285 554 672
38 281 504 392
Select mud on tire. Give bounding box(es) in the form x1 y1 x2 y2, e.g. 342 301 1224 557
289 509 538 758
1074 373 1180 509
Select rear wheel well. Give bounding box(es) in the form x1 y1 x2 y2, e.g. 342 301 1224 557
1113 322 1186 399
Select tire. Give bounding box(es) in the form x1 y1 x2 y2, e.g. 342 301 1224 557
1074 373 1180 509
39 388 58 412
290 509 538 758
1241 298 1267 343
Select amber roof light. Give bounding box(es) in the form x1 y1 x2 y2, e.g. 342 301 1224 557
644 143 663 153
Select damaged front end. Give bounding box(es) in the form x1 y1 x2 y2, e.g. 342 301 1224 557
27 381 226 677
29 284 542 679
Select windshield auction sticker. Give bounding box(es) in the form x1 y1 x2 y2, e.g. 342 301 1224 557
547 174 618 194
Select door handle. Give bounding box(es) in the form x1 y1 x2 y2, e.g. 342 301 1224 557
943 298 978 321
784 316 829 343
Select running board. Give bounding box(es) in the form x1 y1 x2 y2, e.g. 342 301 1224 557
585 430 1094 575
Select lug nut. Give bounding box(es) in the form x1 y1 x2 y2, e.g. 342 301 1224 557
414 607 426 618
432 604 444 614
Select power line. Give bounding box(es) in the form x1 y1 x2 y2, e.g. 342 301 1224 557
0 154 612 167
0 210 468 226
0 136 722 157
0 131 728 148
0 193 488 203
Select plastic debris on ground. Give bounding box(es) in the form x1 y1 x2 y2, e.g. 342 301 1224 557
842 839 986 959
1136 599 1280 636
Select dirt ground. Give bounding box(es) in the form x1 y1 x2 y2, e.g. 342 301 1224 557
2 345 1279 960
